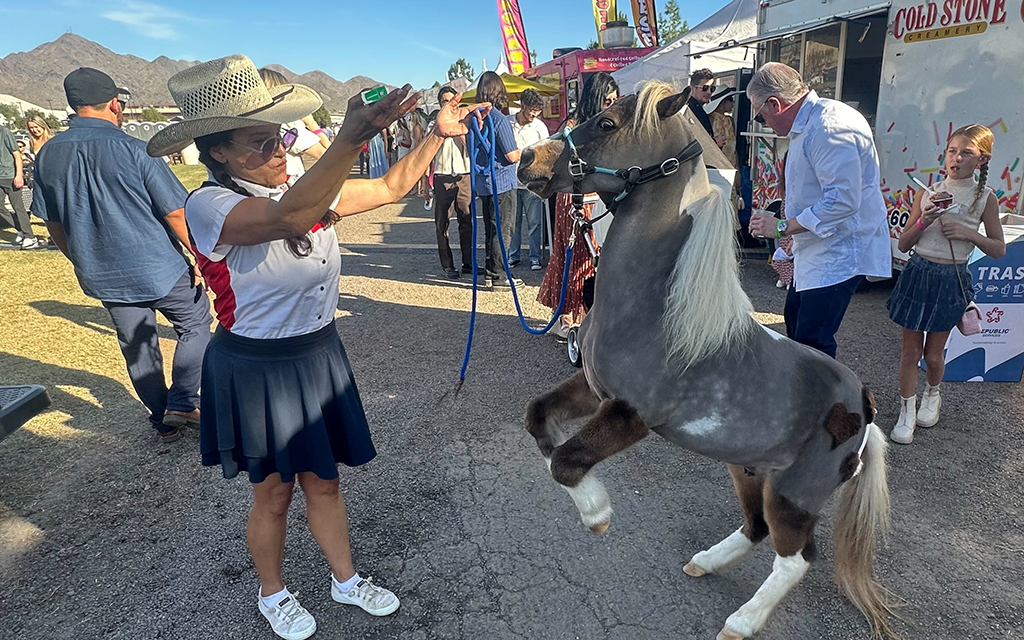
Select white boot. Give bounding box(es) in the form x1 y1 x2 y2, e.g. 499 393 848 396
890 395 917 444
917 384 942 428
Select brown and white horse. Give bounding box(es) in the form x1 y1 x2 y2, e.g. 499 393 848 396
517 82 897 639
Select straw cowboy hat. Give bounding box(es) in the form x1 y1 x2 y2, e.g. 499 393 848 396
147 54 322 157
704 86 740 114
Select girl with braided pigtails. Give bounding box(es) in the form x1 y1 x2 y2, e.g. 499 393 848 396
887 124 1006 445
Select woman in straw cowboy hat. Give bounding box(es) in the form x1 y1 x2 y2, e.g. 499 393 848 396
147 54 488 640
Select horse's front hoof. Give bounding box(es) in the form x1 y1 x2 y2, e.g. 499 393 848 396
716 627 746 640
589 520 610 535
683 561 707 577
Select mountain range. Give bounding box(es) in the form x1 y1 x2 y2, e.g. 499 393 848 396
0 33 390 113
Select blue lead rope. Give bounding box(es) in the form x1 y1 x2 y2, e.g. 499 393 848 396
457 110 575 384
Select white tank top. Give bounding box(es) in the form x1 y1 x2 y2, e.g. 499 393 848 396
914 176 990 262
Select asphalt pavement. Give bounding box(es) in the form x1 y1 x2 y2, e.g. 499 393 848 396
1 197 1021 640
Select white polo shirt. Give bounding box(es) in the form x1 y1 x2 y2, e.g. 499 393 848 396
186 176 342 339
508 114 550 189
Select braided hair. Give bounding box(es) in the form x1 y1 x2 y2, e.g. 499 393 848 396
195 130 339 258
949 124 994 215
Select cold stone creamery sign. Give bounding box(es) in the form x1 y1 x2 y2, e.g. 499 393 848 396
892 0 1010 42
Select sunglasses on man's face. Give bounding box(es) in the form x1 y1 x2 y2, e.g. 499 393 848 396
752 97 771 125
233 128 299 166
698 84 715 92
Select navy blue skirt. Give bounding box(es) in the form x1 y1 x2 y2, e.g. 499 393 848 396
200 321 376 483
887 253 974 332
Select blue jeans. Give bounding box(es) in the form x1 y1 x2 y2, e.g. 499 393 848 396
784 275 863 359
102 272 212 431
509 188 543 263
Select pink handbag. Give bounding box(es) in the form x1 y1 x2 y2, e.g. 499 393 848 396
949 239 982 336
957 302 982 336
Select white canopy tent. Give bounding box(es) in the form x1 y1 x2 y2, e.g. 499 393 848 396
613 0 757 91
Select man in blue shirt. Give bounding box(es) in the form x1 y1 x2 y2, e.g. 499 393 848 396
473 72 523 289
32 67 212 443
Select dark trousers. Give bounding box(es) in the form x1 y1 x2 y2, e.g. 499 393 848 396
103 272 212 431
479 189 517 278
433 174 474 271
0 177 34 239
784 275 863 359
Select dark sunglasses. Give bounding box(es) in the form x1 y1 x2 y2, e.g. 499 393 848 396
698 84 715 91
116 99 126 109
232 128 299 164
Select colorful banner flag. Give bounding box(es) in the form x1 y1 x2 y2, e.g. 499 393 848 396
592 0 618 40
631 0 659 47
497 0 531 75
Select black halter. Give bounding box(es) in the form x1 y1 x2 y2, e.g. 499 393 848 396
560 124 704 216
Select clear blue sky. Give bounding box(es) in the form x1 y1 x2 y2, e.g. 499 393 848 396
2 0 723 89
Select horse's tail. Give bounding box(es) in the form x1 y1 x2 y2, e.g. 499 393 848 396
834 419 898 639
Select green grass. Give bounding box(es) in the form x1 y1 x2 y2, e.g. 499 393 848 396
170 164 208 191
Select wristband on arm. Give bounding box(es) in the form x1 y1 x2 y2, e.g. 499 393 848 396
916 217 925 231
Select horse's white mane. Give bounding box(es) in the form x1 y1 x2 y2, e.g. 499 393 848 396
664 158 755 368
629 80 755 367
631 80 675 139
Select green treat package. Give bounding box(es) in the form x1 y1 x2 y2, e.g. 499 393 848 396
361 86 388 106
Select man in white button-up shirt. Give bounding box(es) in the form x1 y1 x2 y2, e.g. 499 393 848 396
747 63 891 359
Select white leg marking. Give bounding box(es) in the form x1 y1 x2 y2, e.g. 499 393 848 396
721 553 811 638
688 528 756 574
545 458 612 529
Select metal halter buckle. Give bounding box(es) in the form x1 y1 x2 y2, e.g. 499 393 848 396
568 157 588 178
660 157 680 176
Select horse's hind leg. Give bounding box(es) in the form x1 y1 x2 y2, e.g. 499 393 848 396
716 485 818 640
684 464 769 578
525 370 601 457
548 398 649 534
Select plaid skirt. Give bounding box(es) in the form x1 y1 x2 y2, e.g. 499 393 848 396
887 254 974 332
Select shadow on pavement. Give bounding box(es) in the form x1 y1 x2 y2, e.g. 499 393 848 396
28 300 178 341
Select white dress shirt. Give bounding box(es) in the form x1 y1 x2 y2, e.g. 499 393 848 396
508 113 550 189
784 91 891 291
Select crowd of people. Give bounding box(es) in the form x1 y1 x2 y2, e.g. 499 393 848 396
1 53 1008 640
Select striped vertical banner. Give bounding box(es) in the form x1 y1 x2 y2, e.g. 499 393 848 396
632 0 659 47
497 0 531 75
592 0 618 40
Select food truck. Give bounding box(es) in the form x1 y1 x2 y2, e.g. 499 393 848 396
521 46 656 130
696 0 1023 267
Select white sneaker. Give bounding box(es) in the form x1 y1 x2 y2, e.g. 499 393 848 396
331 576 400 616
20 238 44 250
917 384 941 427
10 232 24 246
890 395 917 444
258 591 317 640
531 260 543 271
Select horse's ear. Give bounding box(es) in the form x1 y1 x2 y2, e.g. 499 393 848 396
657 88 691 119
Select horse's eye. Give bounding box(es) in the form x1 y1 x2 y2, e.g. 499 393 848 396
598 118 616 132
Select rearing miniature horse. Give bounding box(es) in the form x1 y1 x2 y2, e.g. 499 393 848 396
517 82 896 640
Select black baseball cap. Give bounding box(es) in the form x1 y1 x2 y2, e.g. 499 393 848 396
64 67 130 109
